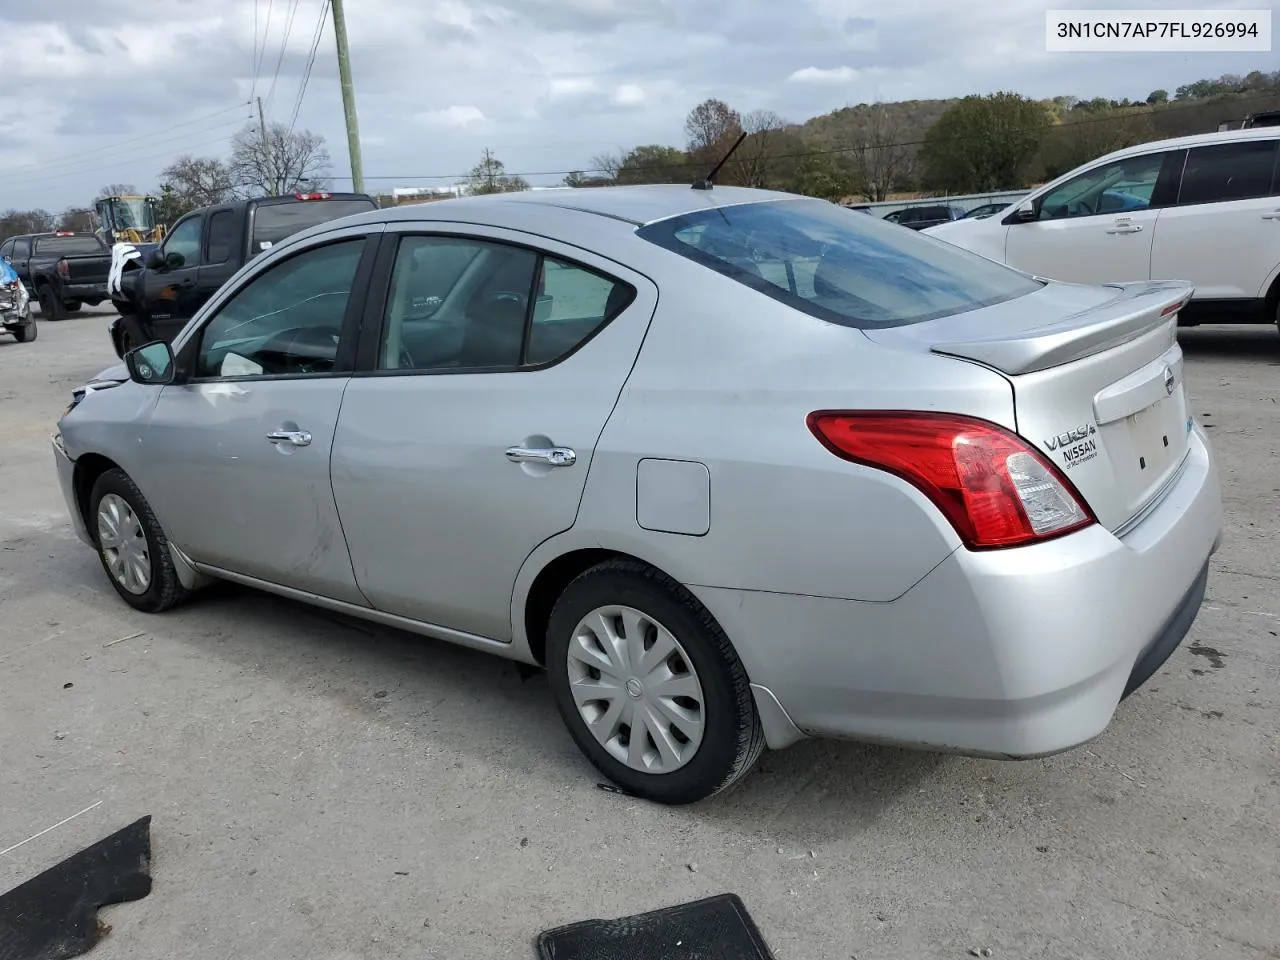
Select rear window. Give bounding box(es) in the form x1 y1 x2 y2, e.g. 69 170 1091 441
33 236 103 256
637 198 1043 329
250 198 378 252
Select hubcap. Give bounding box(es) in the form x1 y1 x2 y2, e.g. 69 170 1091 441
96 493 151 595
566 605 706 774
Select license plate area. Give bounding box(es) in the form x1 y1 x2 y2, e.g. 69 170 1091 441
1124 393 1187 477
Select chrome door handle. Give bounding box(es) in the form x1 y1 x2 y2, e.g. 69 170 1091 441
267 430 312 447
1106 224 1143 234
505 445 576 467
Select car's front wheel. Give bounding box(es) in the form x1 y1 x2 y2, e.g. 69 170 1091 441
10 320 35 342
546 559 764 805
89 468 191 613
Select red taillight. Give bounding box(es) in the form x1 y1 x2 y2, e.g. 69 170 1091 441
295 192 331 200
806 411 1096 550
57 259 70 280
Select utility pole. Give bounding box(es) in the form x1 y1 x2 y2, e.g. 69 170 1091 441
329 0 365 194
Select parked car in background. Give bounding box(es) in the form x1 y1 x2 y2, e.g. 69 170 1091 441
925 127 1280 331
0 232 112 320
0 255 35 342
882 204 967 230
107 191 378 357
963 201 1017 220
55 185 1221 805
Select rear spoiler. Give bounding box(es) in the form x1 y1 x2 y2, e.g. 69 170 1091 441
928 280 1194 376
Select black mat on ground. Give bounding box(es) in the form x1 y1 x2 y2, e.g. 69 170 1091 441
0 815 152 960
536 893 775 960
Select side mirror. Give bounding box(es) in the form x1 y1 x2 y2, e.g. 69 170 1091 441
125 341 175 386
147 250 166 269
165 252 185 269
1008 200 1037 223
1 256 10 264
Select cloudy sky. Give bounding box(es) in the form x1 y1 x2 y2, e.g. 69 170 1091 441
0 0 1271 210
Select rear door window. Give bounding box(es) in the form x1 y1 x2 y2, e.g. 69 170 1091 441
204 210 236 264
638 198 1043 329
1176 139 1280 206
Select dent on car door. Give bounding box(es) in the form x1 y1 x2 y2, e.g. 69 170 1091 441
330 229 658 640
140 229 382 602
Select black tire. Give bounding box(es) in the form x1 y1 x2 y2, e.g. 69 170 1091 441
546 559 764 805
11 320 36 343
112 298 136 317
88 468 191 613
64 300 82 312
37 285 65 321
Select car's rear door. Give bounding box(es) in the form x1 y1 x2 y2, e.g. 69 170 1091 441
1149 135 1280 301
329 224 658 640
139 223 385 602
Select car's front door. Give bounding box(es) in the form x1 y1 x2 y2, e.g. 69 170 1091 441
1149 137 1280 300
1003 149 1182 285
329 226 658 640
139 225 383 603
142 212 205 338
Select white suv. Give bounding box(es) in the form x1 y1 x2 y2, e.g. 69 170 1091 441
925 127 1280 331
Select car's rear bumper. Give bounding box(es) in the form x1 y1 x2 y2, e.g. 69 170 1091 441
61 282 108 301
53 434 93 549
694 424 1223 757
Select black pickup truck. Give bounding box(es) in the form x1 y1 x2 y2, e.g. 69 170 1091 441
0 232 112 320
109 191 378 356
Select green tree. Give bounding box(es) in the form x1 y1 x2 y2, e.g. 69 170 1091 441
467 148 529 195
1146 89 1169 105
1038 108 1156 180
921 92 1052 193
616 145 690 184
789 152 854 201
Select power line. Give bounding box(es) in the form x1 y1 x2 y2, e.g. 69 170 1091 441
249 0 261 101
264 0 304 117
1 127 246 191
253 0 275 87
0 103 250 177
324 89 1280 184
287 0 330 138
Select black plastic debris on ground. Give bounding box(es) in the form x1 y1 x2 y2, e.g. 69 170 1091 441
536 893 775 960
0 815 152 960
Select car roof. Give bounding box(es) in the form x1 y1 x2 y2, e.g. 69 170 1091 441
1094 124 1280 166
338 184 803 231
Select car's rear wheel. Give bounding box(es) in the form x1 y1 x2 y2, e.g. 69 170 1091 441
64 300 82 312
89 468 191 613
37 286 65 321
545 559 764 805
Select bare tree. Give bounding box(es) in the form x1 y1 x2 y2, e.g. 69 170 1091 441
159 155 236 209
0 208 56 237
58 207 97 232
685 99 743 156
229 122 332 198
848 102 917 201
589 150 626 182
737 109 788 187
95 183 138 200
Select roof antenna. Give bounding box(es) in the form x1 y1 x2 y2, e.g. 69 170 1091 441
691 131 748 190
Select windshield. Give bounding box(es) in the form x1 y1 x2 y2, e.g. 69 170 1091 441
33 236 104 256
250 199 378 252
637 198 1043 329
109 198 154 230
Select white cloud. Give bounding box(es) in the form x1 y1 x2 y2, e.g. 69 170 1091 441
787 65 860 85
0 0 1266 208
415 105 487 128
611 83 646 106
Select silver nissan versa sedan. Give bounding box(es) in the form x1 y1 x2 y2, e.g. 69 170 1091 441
53 185 1223 804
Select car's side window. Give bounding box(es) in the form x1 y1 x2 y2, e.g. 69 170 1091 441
194 238 366 380
13 239 30 258
204 210 236 265
526 257 633 364
378 235 634 373
1176 140 1279 206
164 216 203 267
1037 152 1171 220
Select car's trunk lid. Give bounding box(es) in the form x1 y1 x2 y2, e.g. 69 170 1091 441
865 279 1195 533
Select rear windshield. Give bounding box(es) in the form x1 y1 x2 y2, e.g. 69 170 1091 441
637 198 1043 329
250 199 378 251
33 236 103 256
